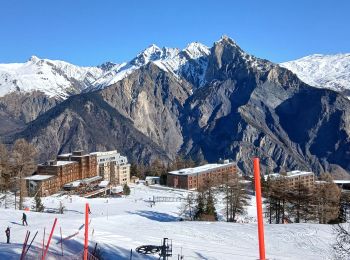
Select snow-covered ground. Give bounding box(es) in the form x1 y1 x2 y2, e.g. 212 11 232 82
0 184 337 259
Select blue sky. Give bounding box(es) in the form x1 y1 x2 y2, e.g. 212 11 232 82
0 0 349 66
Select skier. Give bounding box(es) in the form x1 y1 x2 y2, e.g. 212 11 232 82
5 227 10 243
22 212 28 226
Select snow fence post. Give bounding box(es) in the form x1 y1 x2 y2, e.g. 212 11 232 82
42 218 57 260
253 157 266 260
84 203 89 260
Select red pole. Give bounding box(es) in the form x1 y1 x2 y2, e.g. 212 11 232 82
84 203 89 260
253 157 266 260
42 218 57 260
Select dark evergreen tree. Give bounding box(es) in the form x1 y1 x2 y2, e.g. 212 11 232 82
123 183 131 196
194 193 205 220
33 192 44 212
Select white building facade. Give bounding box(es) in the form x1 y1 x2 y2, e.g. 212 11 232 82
90 150 130 185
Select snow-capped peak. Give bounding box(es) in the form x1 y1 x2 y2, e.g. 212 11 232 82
183 42 210 59
216 35 237 45
141 44 162 57
0 57 104 98
29 55 40 63
130 44 179 66
280 53 350 95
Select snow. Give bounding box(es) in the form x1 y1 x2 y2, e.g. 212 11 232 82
1 44 349 100
0 56 104 98
63 180 81 188
25 175 55 181
280 53 350 95
98 181 109 188
55 161 76 166
169 162 235 176
88 42 211 92
0 184 337 259
0 42 211 98
334 180 350 184
285 170 314 177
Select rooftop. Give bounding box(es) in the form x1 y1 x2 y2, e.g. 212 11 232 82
285 170 314 177
56 161 77 166
334 180 350 184
264 170 314 180
81 175 102 184
168 162 235 176
90 150 118 155
98 180 110 188
57 153 72 157
63 180 81 188
25 175 55 181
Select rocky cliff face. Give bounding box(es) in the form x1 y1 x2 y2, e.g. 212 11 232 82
0 91 59 136
180 37 350 175
2 36 350 176
13 92 170 163
100 63 192 159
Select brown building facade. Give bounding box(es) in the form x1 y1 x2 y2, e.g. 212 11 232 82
167 162 237 190
266 170 315 189
26 151 98 196
57 150 97 179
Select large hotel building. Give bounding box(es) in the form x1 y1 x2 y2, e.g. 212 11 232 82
167 161 237 190
26 150 130 196
265 170 315 189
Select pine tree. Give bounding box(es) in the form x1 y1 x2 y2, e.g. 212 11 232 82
180 193 196 220
287 181 315 223
9 139 37 210
123 183 131 196
194 193 205 220
314 174 341 224
205 192 218 220
224 175 249 222
33 193 44 212
0 143 10 191
264 177 290 224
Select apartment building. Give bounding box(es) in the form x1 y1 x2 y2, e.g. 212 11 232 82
90 150 130 185
26 174 58 196
26 151 98 196
57 150 97 179
167 161 237 190
266 170 315 189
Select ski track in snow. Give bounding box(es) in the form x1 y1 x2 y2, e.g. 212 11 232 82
0 185 337 259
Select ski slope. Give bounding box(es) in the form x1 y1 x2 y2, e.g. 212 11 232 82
0 184 336 259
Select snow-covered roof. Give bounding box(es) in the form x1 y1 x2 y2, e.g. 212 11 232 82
98 181 110 188
334 180 350 184
25 175 55 181
63 180 81 188
56 161 76 166
90 150 118 156
82 175 102 184
285 170 314 177
168 163 235 176
58 153 72 157
145 176 160 180
39 160 77 167
111 186 123 193
264 170 314 181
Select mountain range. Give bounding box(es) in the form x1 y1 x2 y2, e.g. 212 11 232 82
1 36 349 176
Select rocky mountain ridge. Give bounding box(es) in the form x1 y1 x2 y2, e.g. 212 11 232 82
1 36 350 176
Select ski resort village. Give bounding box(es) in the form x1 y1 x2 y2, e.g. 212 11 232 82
1 1 350 259
0 140 350 259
